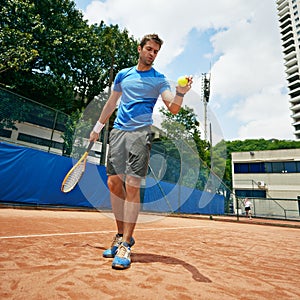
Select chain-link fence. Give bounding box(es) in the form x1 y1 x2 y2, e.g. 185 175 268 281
2 88 299 219
235 196 300 220
0 87 232 213
0 87 69 154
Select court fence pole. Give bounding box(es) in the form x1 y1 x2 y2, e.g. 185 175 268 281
236 197 240 221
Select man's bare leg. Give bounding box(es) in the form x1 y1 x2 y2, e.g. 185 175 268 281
122 175 142 244
107 174 126 234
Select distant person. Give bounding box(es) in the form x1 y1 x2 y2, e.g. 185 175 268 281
244 198 252 219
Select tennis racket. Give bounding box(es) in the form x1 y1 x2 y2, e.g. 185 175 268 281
61 141 94 193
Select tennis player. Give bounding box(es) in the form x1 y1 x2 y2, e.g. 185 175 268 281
90 33 193 269
244 198 252 219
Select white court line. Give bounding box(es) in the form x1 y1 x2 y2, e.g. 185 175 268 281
0 225 207 240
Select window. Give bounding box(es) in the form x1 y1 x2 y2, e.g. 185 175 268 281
234 163 248 173
234 162 264 173
17 133 63 150
234 161 300 173
235 189 266 198
272 162 285 173
285 161 297 172
249 162 265 173
264 162 272 173
0 128 12 138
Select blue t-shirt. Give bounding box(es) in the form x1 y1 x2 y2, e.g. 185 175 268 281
113 66 171 131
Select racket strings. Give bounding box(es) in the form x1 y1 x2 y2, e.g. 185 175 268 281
62 162 85 192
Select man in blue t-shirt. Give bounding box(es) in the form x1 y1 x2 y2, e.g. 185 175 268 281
90 33 193 270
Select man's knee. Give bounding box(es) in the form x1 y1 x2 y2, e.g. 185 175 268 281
107 175 124 193
125 176 142 193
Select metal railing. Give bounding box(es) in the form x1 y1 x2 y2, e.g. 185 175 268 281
236 196 300 220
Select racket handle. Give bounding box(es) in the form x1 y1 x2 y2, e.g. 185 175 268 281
87 141 94 152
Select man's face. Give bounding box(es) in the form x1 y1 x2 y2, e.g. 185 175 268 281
138 40 161 66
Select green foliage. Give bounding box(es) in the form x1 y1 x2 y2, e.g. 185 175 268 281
211 139 228 182
156 105 300 193
60 92 111 156
157 105 212 189
159 105 210 162
0 0 139 155
226 138 300 152
160 105 200 138
0 91 30 129
0 0 42 73
61 109 82 156
0 0 138 114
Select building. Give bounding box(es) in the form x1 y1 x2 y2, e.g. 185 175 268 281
231 149 300 218
276 0 300 139
232 148 300 199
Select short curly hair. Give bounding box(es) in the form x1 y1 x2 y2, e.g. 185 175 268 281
139 34 163 49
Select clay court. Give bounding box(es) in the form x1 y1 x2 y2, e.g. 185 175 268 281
0 208 299 300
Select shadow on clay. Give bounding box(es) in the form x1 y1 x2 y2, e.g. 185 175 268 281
131 252 211 283
71 243 212 283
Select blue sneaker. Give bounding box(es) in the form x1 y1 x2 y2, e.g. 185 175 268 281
103 235 135 258
112 242 131 270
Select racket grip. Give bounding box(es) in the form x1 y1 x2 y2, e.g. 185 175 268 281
87 141 94 152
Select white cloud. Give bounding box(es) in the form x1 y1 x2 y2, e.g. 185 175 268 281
210 2 285 99
84 0 264 70
238 118 294 141
80 0 294 141
229 86 294 140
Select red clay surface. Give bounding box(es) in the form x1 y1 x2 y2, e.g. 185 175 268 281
0 208 299 300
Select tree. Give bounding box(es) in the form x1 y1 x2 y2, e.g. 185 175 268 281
77 22 138 107
0 0 42 73
0 0 139 114
157 105 211 189
159 105 210 162
1 0 89 111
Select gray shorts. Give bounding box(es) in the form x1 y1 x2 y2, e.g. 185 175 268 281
106 127 153 178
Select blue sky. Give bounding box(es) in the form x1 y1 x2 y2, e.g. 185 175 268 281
168 28 217 77
73 0 295 142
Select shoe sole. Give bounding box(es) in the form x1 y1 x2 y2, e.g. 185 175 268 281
103 253 115 258
112 264 131 270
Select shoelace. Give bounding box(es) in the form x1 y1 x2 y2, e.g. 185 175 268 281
111 235 122 247
117 244 130 259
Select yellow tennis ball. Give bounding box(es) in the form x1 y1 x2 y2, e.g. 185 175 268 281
177 76 188 87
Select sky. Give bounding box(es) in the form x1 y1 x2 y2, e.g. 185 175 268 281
73 0 295 142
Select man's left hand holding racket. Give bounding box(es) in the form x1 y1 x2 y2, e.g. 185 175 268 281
61 121 105 193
